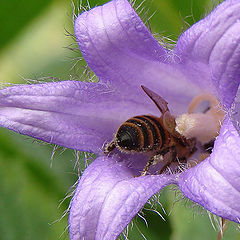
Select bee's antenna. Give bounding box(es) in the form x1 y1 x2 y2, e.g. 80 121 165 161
141 85 169 114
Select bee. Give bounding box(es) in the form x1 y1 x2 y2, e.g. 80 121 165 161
104 85 196 175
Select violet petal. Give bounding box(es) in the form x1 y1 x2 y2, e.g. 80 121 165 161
75 0 201 114
178 118 240 222
0 81 157 154
175 0 240 107
69 155 176 240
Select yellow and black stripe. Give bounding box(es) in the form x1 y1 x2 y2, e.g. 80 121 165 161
116 115 169 152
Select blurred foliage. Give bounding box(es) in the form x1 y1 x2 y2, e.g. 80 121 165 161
0 0 54 50
0 0 239 240
0 129 76 240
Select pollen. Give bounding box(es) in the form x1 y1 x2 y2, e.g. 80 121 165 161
175 93 225 144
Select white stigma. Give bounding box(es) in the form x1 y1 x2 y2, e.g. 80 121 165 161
175 93 225 144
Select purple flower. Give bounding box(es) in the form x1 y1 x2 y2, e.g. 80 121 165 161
1 0 240 239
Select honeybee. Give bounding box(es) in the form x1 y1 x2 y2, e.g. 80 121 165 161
104 85 197 176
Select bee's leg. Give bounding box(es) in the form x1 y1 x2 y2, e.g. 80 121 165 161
104 140 116 155
140 154 164 176
140 147 176 176
140 157 156 176
158 147 176 174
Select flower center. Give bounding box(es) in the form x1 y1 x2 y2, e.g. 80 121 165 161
175 93 225 166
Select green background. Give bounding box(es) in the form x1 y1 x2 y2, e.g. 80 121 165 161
0 0 239 239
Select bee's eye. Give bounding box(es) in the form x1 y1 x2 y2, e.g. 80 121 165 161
116 125 140 150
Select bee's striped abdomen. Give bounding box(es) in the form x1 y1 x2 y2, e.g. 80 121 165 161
143 115 168 150
115 115 168 152
137 115 167 150
126 118 150 149
115 122 141 151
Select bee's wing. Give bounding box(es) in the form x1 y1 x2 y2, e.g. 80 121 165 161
141 85 169 114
